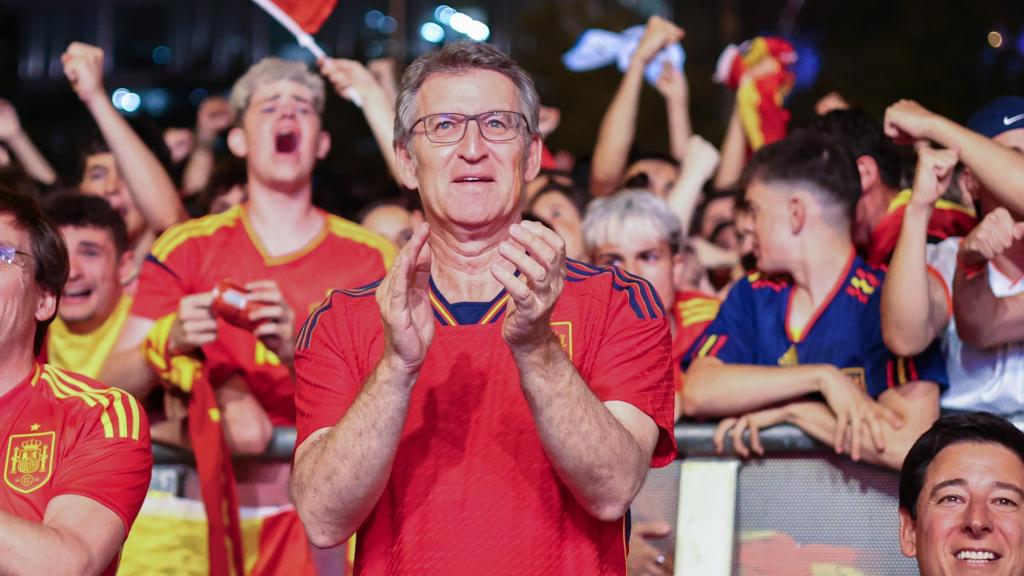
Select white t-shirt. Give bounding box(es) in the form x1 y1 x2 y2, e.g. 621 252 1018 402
928 237 1024 413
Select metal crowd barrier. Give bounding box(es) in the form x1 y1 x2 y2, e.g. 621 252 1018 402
153 417 1024 576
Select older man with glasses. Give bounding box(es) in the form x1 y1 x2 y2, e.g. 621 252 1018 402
290 42 677 575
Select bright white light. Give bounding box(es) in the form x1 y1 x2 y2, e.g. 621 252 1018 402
111 88 130 110
435 6 456 25
420 22 445 43
449 12 473 34
121 92 141 113
467 21 490 41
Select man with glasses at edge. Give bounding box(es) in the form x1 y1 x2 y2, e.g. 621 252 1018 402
0 186 151 575
291 42 677 575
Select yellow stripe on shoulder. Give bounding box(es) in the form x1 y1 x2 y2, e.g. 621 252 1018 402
151 207 242 262
42 365 142 441
326 215 398 268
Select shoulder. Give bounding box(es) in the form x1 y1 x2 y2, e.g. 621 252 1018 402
846 258 885 305
296 280 383 352
323 214 397 266
564 259 664 320
744 271 790 293
36 365 146 442
149 206 243 263
673 291 720 327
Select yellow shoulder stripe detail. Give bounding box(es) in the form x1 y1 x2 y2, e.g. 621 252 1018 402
42 366 141 440
151 207 242 262
326 216 397 268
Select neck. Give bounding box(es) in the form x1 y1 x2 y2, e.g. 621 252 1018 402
128 229 156 282
429 216 517 302
246 179 324 257
0 345 35 397
64 294 122 336
790 230 854 305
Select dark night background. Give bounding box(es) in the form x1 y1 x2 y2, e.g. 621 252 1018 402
1 0 1022 216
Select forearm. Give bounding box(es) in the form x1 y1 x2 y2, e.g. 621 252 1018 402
100 344 157 399
181 145 215 196
713 106 746 190
590 65 645 197
291 355 415 547
0 511 98 576
882 204 941 355
665 94 691 162
4 131 57 185
682 360 823 417
953 265 1024 348
931 116 1024 215
84 96 186 231
667 163 709 237
515 336 651 521
785 401 901 469
360 90 400 182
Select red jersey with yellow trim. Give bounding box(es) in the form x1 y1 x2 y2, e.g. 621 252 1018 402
294 260 676 575
683 251 948 398
132 204 395 425
0 363 152 576
670 290 719 388
866 189 976 266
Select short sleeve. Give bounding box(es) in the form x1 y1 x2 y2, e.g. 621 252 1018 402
683 279 757 367
586 269 676 468
294 292 371 448
861 292 949 399
131 240 192 321
51 392 152 534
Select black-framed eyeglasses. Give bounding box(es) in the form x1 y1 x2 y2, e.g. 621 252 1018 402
0 244 33 267
412 111 528 144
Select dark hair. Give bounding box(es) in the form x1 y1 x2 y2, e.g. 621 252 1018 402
78 120 174 183
45 192 129 255
0 185 69 354
803 108 902 191
899 412 1024 520
740 131 861 224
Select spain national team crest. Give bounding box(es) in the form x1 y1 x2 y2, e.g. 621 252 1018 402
5 432 55 494
550 321 574 361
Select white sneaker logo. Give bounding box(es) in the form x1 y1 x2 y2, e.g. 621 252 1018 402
1003 113 1024 126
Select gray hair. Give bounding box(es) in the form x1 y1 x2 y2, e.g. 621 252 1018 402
393 42 540 147
583 189 683 254
229 57 326 122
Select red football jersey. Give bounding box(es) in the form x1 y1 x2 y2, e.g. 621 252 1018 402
670 291 720 390
0 363 152 576
132 204 395 425
295 260 676 575
867 190 977 267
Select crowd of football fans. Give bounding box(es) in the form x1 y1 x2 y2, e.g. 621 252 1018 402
3 13 1024 575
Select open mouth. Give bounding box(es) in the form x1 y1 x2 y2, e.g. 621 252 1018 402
62 287 93 301
275 132 298 153
956 549 1000 564
453 176 494 184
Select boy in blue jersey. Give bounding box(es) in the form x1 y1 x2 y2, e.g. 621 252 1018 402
681 132 947 470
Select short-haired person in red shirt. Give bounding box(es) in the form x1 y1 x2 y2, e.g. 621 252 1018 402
291 42 677 575
0 185 151 575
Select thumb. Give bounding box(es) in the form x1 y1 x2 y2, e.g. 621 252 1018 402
635 521 672 538
1013 222 1024 241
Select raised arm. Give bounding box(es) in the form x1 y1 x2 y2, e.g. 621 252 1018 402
667 134 720 236
590 16 684 198
953 208 1024 348
182 96 233 196
881 147 955 356
319 58 399 182
0 99 57 186
62 42 187 232
291 223 434 547
713 100 747 190
884 99 1024 215
655 62 692 162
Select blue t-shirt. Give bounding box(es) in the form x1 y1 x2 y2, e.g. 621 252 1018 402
684 251 948 398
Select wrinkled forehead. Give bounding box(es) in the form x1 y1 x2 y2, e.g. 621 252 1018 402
416 70 521 116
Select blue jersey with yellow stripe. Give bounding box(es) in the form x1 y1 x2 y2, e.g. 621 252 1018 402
684 251 947 399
